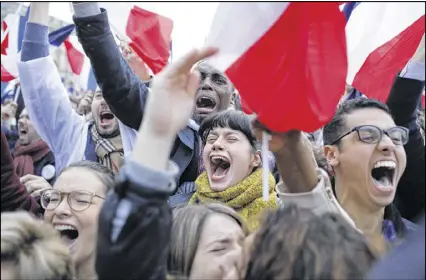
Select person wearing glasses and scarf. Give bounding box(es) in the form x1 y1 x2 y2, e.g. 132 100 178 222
41 160 114 280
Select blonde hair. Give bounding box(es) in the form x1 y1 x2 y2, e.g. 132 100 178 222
168 204 248 277
1 211 74 280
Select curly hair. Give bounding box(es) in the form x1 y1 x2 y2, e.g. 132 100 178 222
1 211 74 280
245 205 376 280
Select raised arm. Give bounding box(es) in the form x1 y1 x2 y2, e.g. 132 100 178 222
96 48 217 279
72 3 149 130
17 3 86 173
386 34 425 221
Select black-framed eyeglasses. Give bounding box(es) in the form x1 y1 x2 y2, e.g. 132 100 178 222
331 125 409 146
40 189 105 212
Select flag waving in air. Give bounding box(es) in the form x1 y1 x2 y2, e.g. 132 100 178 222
205 2 347 132
99 2 173 74
345 2 425 102
1 7 84 82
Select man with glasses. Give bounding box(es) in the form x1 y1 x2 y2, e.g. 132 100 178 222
272 98 415 255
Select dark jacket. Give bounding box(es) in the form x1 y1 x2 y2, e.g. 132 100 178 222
1 129 41 215
1 123 19 153
96 159 173 280
367 215 425 280
386 75 425 222
73 10 200 206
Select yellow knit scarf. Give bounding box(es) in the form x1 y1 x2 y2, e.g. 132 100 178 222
189 168 278 231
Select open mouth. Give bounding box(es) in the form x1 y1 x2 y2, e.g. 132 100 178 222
196 96 216 113
55 225 79 247
100 111 114 125
19 128 28 136
371 161 395 191
210 155 231 181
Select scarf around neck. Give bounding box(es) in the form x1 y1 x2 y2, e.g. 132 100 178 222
90 125 124 174
190 168 278 231
13 139 50 177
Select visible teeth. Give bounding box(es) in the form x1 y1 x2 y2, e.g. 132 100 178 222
374 161 396 169
211 156 228 163
54 225 77 231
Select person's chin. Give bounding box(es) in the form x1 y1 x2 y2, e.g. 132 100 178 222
18 138 29 145
95 123 119 138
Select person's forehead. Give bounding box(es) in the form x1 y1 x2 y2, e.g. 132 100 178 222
196 63 222 75
345 108 395 130
199 214 243 245
210 126 244 136
19 109 28 117
54 168 105 195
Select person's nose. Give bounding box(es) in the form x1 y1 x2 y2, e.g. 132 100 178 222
201 76 213 91
53 196 72 218
18 118 26 127
212 137 225 151
376 133 396 155
226 245 244 279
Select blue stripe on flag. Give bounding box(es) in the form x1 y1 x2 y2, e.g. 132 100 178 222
17 7 30 52
343 2 361 22
49 24 75 47
87 67 98 92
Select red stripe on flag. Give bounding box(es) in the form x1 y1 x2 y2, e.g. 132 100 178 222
63 38 84 75
352 15 425 103
225 2 347 132
1 21 9 55
126 5 173 74
1 64 15 82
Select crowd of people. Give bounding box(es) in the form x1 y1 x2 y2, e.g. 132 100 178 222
1 2 425 280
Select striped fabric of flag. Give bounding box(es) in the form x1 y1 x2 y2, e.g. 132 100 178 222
345 2 425 102
204 2 347 132
1 7 85 82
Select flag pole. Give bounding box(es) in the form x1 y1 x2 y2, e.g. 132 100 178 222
1 3 25 44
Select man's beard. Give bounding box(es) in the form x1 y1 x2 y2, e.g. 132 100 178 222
95 122 120 138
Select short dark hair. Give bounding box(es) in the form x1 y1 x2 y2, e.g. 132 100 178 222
234 94 242 111
323 98 391 146
198 110 259 151
245 205 376 280
59 160 115 191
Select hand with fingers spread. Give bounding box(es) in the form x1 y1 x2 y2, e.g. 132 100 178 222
20 174 52 198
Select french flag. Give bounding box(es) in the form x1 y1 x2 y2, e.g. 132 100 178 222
204 2 348 132
1 7 85 82
99 2 173 74
345 2 425 103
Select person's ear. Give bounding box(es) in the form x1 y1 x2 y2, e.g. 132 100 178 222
324 145 340 167
230 91 237 105
251 150 262 168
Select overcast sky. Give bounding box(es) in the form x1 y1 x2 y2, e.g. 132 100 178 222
22 2 219 60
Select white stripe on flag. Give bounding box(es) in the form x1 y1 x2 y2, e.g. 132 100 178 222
346 2 425 84
204 2 289 71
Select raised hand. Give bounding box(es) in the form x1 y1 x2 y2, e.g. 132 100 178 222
251 117 303 155
20 174 52 198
